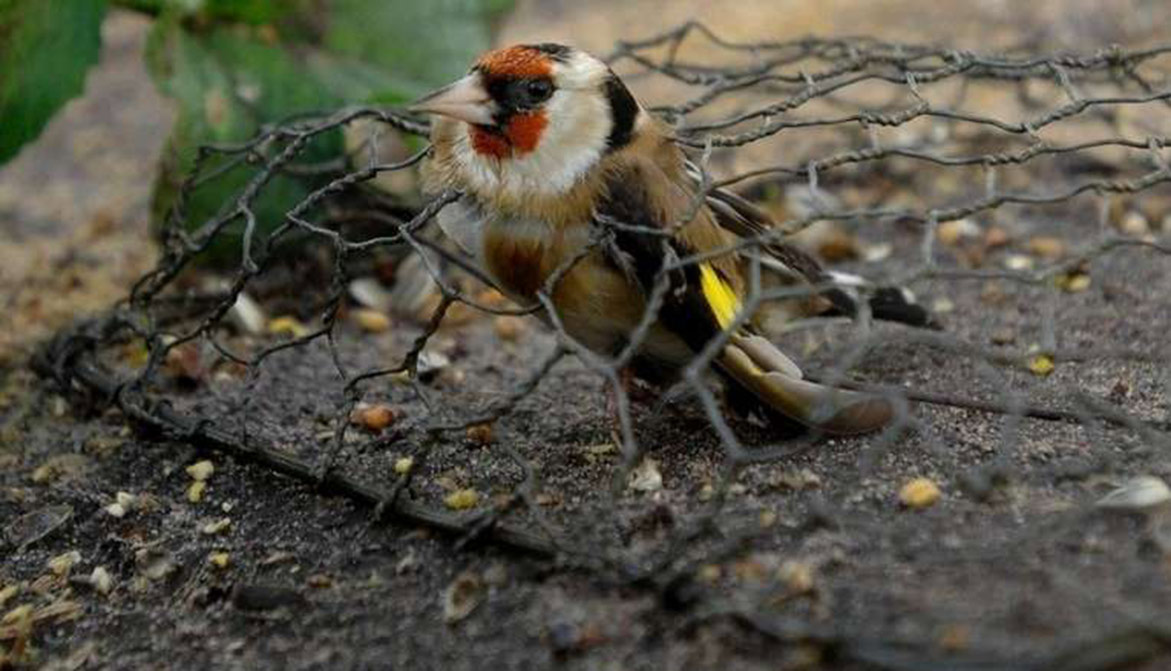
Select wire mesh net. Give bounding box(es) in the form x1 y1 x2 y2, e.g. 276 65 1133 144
36 24 1171 667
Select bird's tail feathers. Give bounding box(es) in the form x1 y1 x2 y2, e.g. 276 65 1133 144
822 271 939 329
719 333 893 435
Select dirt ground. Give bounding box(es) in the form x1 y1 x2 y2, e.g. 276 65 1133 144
4 4 1171 671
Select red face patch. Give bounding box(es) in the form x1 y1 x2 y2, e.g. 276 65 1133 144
476 46 554 79
469 111 548 159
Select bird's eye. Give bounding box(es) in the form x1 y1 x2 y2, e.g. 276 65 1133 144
524 79 553 103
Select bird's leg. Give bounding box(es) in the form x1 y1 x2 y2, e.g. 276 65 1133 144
606 366 639 450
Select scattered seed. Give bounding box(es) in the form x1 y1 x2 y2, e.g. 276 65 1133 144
29 455 91 485
394 457 414 476
777 560 815 594
772 468 822 492
442 570 484 624
697 564 722 583
187 481 207 503
1058 272 1091 293
201 518 232 535
1026 236 1066 259
444 489 479 510
937 219 981 246
267 316 308 338
899 477 942 509
352 404 397 432
47 551 81 577
3 604 33 626
228 292 266 335
984 226 1011 248
307 574 333 588
628 458 663 493
136 549 177 581
465 423 493 445
1096 476 1171 510
416 351 450 381
352 308 392 333
492 316 525 342
1027 354 1055 376
0 585 19 608
1118 210 1150 235
1004 254 1034 271
862 242 892 262
186 460 215 482
348 278 394 311
89 567 113 595
105 492 137 519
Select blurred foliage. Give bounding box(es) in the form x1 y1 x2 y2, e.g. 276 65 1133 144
0 0 106 164
0 0 511 262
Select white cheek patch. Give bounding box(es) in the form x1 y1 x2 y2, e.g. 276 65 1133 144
453 75 613 199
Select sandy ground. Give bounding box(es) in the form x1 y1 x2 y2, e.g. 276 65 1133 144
3 4 1171 671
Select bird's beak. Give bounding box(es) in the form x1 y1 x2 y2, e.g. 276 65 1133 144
409 75 496 126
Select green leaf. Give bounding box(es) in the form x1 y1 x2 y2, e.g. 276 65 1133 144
324 0 508 99
144 0 513 264
0 0 106 165
146 17 344 264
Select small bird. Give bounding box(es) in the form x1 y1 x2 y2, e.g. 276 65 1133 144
411 43 932 435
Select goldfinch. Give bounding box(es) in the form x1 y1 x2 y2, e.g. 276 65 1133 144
411 43 931 435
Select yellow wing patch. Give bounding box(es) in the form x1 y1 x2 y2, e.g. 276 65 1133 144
699 263 741 330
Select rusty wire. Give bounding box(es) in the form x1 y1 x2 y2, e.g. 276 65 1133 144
35 24 1171 669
